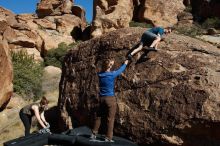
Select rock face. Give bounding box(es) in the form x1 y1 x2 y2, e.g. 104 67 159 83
91 0 134 37
0 39 13 111
36 0 73 18
0 94 28 142
177 11 194 27
42 66 62 106
72 5 87 28
134 0 185 27
91 0 185 37
0 1 86 110
191 0 220 18
183 0 191 6
58 27 220 145
0 3 86 59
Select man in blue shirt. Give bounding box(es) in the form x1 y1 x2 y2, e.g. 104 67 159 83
128 26 172 58
91 58 129 142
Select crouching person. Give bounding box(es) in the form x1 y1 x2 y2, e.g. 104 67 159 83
19 96 49 136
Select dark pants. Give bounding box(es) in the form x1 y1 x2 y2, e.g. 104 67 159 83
92 96 117 140
140 31 157 46
19 110 32 136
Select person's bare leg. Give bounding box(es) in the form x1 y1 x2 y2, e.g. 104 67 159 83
150 37 161 48
130 44 143 56
154 42 159 50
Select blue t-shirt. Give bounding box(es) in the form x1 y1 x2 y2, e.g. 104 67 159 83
98 64 127 97
148 27 164 36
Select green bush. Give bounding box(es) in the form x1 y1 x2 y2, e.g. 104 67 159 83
202 17 220 29
44 42 80 68
12 50 44 101
184 6 192 13
174 24 204 37
129 21 153 28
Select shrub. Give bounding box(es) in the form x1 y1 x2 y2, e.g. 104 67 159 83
174 24 204 37
12 50 44 101
129 21 153 28
44 42 80 68
202 17 220 29
184 6 192 13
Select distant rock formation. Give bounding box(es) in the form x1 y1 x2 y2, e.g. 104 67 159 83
0 0 86 110
91 0 185 37
58 27 220 145
0 0 86 60
177 11 194 27
91 0 134 37
36 0 73 18
133 0 185 27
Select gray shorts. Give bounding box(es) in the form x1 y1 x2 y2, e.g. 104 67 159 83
140 31 157 46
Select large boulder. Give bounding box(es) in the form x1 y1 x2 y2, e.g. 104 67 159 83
0 39 13 111
183 0 191 6
0 3 86 58
91 0 134 37
0 94 28 142
191 0 220 18
134 0 185 27
36 0 74 18
0 7 17 34
72 5 87 29
42 66 62 106
54 14 82 35
16 14 84 53
0 9 44 61
58 27 220 145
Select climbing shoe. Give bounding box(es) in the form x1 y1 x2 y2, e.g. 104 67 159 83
90 133 96 140
147 47 157 52
105 137 114 142
127 54 133 61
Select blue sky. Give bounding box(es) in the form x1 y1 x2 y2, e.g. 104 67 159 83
0 0 93 22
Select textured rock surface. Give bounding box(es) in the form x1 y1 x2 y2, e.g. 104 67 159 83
36 0 73 18
42 66 62 106
91 0 134 37
0 94 28 143
191 0 220 18
72 5 87 29
0 39 13 111
198 35 220 46
0 4 86 58
58 27 220 145
177 11 194 28
183 0 191 6
0 2 86 109
134 0 185 27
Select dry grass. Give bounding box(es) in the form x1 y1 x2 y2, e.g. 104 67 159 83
0 120 24 146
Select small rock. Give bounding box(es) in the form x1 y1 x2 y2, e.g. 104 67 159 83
207 28 218 35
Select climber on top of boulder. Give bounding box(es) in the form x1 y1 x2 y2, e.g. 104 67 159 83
127 26 172 59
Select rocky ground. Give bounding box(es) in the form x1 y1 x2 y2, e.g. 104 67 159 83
0 95 27 146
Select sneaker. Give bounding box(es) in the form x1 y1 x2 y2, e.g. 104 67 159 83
127 54 133 61
105 137 114 142
90 133 96 140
